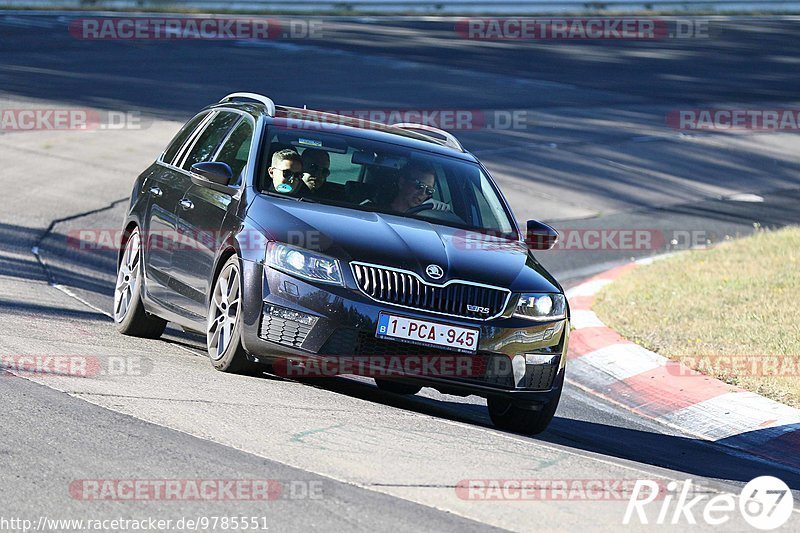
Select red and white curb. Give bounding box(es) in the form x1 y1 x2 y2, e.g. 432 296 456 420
565 259 800 471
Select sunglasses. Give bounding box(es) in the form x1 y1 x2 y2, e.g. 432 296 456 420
276 168 304 181
306 163 331 178
406 178 436 197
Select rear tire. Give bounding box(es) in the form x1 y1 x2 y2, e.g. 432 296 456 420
114 228 167 339
374 378 422 395
487 390 561 435
206 255 259 374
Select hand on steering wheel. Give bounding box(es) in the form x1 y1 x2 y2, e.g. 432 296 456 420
406 203 436 214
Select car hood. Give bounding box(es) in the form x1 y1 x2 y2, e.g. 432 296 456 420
248 195 561 293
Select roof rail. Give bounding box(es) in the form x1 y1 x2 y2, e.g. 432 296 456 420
390 123 465 152
219 92 276 117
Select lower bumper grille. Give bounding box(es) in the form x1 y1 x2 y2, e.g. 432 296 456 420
259 306 315 348
518 362 559 390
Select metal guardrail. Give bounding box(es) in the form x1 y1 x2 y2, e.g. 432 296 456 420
1 0 799 13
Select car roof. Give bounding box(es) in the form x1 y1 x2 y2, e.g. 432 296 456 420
204 100 479 163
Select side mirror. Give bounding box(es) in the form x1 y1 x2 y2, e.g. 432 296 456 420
525 220 559 251
191 162 233 186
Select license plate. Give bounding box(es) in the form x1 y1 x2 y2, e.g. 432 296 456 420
376 313 480 354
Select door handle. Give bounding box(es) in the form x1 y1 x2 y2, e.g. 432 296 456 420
179 199 194 211
148 186 163 198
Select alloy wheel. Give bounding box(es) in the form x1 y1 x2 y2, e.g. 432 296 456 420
207 261 242 360
114 230 140 323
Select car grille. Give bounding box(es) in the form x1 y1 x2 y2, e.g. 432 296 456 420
351 263 510 320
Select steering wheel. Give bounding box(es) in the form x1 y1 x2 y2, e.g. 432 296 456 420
406 203 435 214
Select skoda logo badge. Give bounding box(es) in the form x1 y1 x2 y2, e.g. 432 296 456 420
426 264 444 280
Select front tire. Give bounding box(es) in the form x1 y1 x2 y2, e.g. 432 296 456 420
114 228 167 338
487 391 561 435
206 255 258 374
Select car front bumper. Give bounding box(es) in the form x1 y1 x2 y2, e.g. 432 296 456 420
239 259 568 405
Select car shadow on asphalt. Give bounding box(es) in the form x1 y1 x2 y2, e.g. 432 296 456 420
0 298 112 322
0 220 117 296
542 417 800 491
253 371 800 492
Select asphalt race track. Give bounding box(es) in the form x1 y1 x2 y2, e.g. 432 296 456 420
1 12 800 532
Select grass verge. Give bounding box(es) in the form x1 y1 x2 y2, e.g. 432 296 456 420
594 226 800 408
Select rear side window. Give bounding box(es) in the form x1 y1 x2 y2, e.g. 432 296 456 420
161 112 210 165
324 150 356 186
181 112 240 170
214 119 253 186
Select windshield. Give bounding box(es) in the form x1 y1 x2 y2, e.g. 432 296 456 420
258 127 517 235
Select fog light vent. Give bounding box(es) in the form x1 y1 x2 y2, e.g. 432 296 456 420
514 352 560 390
259 305 318 347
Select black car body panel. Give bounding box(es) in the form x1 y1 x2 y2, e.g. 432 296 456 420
245 196 561 293
119 95 570 419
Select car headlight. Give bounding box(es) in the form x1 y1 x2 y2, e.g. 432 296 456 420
266 243 343 286
513 293 566 321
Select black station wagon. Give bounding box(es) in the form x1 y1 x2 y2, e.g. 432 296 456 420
115 92 569 434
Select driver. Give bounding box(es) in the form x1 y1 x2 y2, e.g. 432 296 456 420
267 149 305 196
301 148 335 198
389 161 450 213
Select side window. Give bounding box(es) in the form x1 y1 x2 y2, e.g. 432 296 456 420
161 112 210 165
322 150 356 186
214 119 253 186
181 112 240 170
